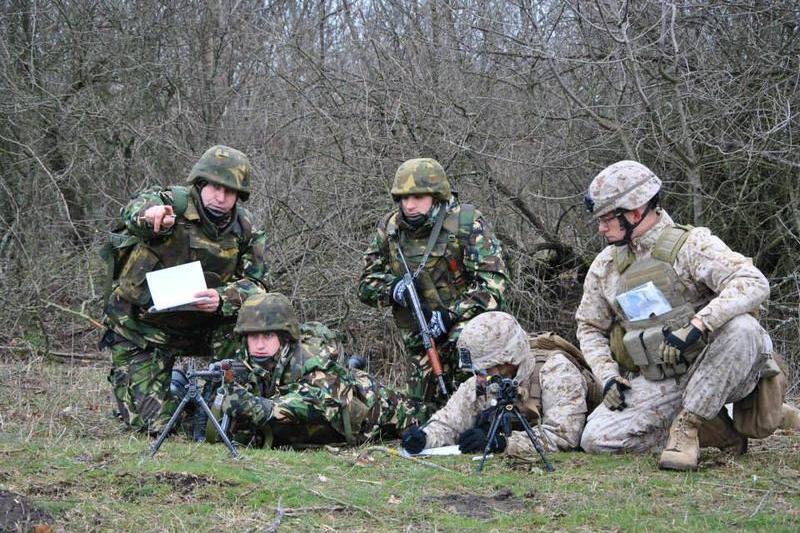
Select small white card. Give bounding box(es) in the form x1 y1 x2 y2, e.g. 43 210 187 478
145 261 208 311
616 281 672 321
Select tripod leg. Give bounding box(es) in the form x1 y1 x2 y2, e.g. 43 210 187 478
195 394 239 458
512 407 554 472
477 409 506 473
150 395 192 457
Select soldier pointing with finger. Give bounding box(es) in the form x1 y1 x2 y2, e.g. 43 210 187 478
100 145 269 433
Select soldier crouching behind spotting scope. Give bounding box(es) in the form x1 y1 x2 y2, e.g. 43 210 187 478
213 292 429 448
401 312 600 460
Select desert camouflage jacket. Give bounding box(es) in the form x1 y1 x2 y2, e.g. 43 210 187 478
575 210 770 384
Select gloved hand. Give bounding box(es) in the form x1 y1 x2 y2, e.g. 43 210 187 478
457 427 507 454
422 306 455 339
222 384 274 422
660 324 704 366
347 355 367 370
401 426 427 454
602 376 632 411
389 277 420 307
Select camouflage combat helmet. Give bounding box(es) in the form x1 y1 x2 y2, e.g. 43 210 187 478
234 292 301 341
187 145 252 201
585 160 662 218
391 158 451 202
457 312 530 370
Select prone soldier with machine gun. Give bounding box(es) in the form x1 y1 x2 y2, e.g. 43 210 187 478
401 312 600 468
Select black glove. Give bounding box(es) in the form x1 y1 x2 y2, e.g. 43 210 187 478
457 427 507 454
389 277 420 307
422 306 455 339
401 426 427 454
602 376 632 411
347 355 367 370
660 324 704 366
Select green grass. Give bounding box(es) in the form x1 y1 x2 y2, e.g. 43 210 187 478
1 359 799 531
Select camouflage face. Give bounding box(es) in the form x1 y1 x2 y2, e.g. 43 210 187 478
456 312 530 371
187 145 252 201
234 293 301 341
391 158 451 202
586 160 662 218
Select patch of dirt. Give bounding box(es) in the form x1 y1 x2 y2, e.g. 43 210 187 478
421 488 535 519
0 489 56 532
119 471 238 494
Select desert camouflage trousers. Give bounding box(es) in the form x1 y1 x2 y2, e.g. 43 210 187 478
105 327 238 433
581 314 771 453
225 368 428 446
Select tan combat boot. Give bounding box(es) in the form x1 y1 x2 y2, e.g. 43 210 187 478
658 409 704 471
780 403 800 430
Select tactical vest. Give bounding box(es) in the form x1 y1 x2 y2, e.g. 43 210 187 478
113 193 253 339
385 204 476 329
610 225 713 381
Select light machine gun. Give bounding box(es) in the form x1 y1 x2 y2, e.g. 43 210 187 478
476 375 554 474
395 245 448 397
150 359 243 458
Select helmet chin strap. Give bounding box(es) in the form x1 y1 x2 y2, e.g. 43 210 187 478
608 204 653 246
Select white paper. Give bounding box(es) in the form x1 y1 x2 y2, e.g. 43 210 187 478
615 281 672 321
145 261 208 311
398 445 462 458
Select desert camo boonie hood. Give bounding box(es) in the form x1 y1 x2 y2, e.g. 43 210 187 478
457 312 530 370
187 145 252 201
391 158 452 202
235 293 301 341
586 160 662 218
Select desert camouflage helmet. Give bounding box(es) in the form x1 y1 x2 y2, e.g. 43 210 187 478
456 312 530 370
187 145 252 201
234 292 301 341
390 158 451 201
585 160 662 218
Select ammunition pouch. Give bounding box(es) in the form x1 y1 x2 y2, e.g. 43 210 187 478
619 302 706 381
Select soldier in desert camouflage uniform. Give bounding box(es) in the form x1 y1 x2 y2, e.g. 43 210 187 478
401 312 600 456
101 145 268 433
576 160 788 471
358 158 509 407
220 293 427 447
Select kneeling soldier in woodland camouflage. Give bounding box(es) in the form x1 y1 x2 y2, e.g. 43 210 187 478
219 293 428 448
401 312 600 456
358 158 509 407
577 160 795 471
101 145 268 433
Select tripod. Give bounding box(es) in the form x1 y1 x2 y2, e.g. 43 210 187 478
476 386 554 473
149 359 239 458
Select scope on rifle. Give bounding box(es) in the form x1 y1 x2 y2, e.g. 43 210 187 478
487 375 519 405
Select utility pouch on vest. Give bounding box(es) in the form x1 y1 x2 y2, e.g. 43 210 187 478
621 303 704 381
733 353 787 438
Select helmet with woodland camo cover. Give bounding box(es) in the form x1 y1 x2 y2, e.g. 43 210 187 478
585 160 662 218
187 145 252 201
391 158 451 201
456 312 530 371
234 293 300 341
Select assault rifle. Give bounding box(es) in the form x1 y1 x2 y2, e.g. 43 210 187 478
150 359 246 458
395 245 448 397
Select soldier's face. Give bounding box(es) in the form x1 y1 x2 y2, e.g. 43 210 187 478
247 332 281 357
200 183 238 214
485 363 517 379
400 194 434 218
